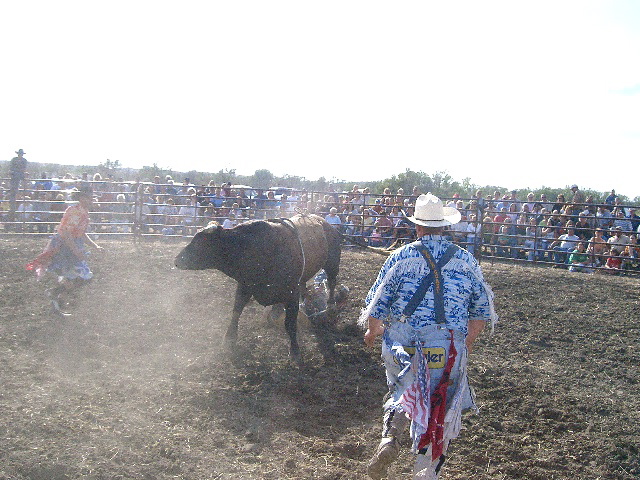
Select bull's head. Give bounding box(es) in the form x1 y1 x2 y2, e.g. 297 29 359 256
174 223 222 270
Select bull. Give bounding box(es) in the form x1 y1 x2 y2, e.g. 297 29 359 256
174 213 342 364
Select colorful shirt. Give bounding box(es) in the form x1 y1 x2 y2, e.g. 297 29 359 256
58 204 90 238
569 251 589 264
362 235 495 335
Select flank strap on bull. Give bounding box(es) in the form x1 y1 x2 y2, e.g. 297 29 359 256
402 242 459 323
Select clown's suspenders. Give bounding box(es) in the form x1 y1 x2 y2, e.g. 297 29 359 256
402 242 459 323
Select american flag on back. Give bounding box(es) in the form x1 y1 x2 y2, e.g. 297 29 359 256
399 345 431 431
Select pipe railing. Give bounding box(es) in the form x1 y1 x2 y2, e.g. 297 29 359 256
2 180 638 274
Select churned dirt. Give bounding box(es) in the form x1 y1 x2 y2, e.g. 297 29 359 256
0 237 639 480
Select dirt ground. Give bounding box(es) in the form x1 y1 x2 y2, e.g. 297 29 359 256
1 237 639 480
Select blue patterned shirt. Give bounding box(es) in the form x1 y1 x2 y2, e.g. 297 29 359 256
363 235 495 335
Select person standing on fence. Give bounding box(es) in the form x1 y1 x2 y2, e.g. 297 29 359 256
8 149 28 228
570 184 585 206
26 188 103 317
361 193 498 480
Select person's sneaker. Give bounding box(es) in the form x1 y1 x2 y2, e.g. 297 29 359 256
367 437 400 480
51 299 71 318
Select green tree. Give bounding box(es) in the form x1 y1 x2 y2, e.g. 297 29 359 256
97 158 122 178
251 169 274 189
374 169 434 196
214 169 236 185
431 171 454 197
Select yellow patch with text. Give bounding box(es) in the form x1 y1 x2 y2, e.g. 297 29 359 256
403 346 447 368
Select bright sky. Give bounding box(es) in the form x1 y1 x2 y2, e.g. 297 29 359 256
2 1 639 197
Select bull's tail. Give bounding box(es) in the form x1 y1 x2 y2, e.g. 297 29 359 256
343 234 404 256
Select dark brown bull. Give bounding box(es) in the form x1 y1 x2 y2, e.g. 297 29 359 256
174 213 341 363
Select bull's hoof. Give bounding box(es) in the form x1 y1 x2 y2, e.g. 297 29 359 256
223 334 238 351
289 349 303 366
323 304 339 326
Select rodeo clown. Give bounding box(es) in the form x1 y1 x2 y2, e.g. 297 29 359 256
361 193 498 480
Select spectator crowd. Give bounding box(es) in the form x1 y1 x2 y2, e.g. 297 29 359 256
2 169 639 275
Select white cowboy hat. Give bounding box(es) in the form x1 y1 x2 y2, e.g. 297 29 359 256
407 193 461 227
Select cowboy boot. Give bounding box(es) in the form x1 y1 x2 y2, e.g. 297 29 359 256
367 410 407 479
367 436 400 480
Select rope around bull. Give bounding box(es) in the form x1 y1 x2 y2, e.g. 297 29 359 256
275 208 307 289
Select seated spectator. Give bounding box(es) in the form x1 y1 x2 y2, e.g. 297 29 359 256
600 247 622 274
264 190 279 219
449 213 469 244
361 208 376 236
495 194 510 212
324 207 342 230
32 191 52 233
516 211 529 238
530 202 544 223
368 227 388 247
628 207 640 232
496 224 516 257
506 202 519 224
503 216 518 257
344 208 363 237
549 227 580 266
230 202 245 219
222 213 237 229
370 198 384 216
613 208 632 233
159 198 179 236
373 210 394 247
493 207 507 227
537 214 556 258
583 194 597 215
539 193 552 212
596 205 614 230
523 192 536 212
607 226 630 254
467 198 481 219
482 213 496 254
546 210 563 229
49 193 67 225
568 242 594 273
621 238 640 271
220 182 232 200
552 194 566 214
15 195 34 231
279 194 293 215
574 213 593 241
563 204 579 224
392 215 415 245
131 194 152 234
178 194 200 236
466 213 481 254
389 206 403 225
523 217 540 261
112 193 131 233
586 228 608 266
